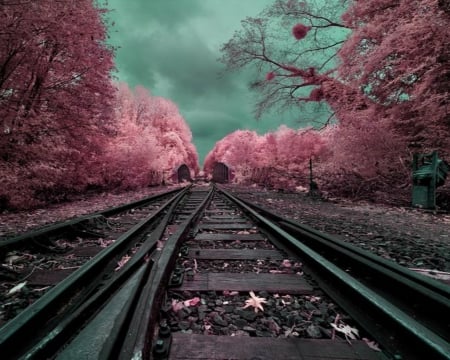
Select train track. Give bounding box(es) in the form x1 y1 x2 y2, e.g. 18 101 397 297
0 184 448 359
0 187 186 328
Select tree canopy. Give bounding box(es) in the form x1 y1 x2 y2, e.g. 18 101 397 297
213 0 450 204
0 1 199 210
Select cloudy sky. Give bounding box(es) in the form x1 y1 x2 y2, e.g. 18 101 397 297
106 0 315 165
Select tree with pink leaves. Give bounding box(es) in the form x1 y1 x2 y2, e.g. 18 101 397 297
104 83 199 189
0 0 116 209
204 130 260 181
338 0 449 152
204 126 328 190
220 0 350 121
220 0 450 204
0 2 200 210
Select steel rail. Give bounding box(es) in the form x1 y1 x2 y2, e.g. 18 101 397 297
224 190 450 341
226 192 450 300
118 186 214 360
218 187 450 360
23 188 193 359
0 186 185 251
0 187 190 359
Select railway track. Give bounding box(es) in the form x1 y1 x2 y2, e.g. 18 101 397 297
0 184 448 359
0 187 186 328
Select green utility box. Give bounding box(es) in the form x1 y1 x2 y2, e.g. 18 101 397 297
412 151 449 209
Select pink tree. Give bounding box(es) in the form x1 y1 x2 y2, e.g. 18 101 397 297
204 126 328 189
220 0 351 121
103 83 199 189
338 0 450 154
0 0 116 209
220 0 450 203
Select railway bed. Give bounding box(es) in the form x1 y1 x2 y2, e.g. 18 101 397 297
0 187 186 327
0 184 448 359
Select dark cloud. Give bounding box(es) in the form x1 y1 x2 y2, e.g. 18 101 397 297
108 1 207 30
106 0 294 165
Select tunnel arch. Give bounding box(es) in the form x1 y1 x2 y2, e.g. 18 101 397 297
212 162 230 183
175 164 191 183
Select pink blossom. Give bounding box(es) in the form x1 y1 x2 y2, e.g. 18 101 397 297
292 23 311 40
266 71 276 81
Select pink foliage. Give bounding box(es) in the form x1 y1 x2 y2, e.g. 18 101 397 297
308 87 324 101
219 0 450 205
103 83 199 189
0 0 115 210
0 3 199 211
292 23 311 40
204 126 328 190
266 71 276 81
337 0 449 152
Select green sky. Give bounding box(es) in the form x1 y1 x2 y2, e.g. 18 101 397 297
105 0 322 165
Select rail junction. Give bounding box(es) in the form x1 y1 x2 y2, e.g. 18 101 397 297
0 184 448 359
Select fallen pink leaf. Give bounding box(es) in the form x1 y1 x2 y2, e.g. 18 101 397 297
171 299 184 312
183 297 201 307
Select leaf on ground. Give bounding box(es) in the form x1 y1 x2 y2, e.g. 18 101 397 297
114 254 130 271
269 269 285 274
330 323 359 340
306 295 321 303
362 338 381 351
184 297 201 307
223 290 239 296
409 268 450 281
7 281 27 295
243 291 267 313
171 299 184 312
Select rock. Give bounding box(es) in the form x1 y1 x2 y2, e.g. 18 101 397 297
218 327 230 335
305 302 318 311
179 321 190 331
224 305 235 313
235 318 248 328
235 309 257 321
213 314 228 327
191 323 203 332
233 330 250 337
306 324 322 338
256 330 272 337
243 326 257 335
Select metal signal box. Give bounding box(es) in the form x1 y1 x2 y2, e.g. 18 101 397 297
412 151 448 209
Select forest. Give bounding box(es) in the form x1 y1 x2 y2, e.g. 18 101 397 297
206 0 450 205
1 0 449 211
0 0 198 210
